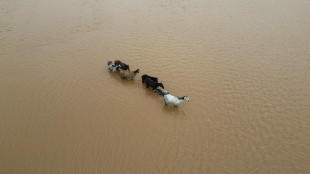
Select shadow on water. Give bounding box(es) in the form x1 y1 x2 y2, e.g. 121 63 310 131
162 105 183 116
143 86 163 99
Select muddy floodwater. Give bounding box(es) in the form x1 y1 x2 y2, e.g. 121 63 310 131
1 0 310 173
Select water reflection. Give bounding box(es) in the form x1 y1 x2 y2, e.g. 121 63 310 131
2 0 309 173
162 105 182 116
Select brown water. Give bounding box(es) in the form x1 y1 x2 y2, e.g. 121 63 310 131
1 0 310 173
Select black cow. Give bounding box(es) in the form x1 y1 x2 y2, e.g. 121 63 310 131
144 78 164 90
142 74 158 83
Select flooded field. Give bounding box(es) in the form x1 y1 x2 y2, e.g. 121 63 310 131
1 0 310 173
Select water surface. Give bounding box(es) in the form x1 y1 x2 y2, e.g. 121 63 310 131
1 0 310 173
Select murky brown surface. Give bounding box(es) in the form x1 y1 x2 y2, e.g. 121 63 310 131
1 0 310 173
